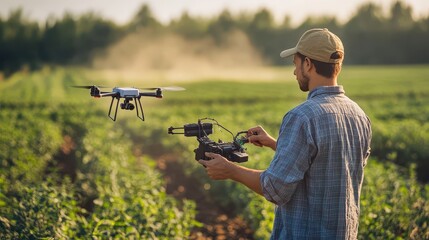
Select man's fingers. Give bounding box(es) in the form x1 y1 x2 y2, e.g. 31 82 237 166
205 152 220 159
199 153 221 168
248 135 263 147
247 129 259 137
198 160 209 167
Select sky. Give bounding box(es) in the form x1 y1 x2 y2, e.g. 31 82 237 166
1 0 429 26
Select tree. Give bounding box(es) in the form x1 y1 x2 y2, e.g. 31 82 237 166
74 13 122 63
343 3 386 64
280 15 293 29
39 13 78 64
168 12 209 39
249 8 274 30
128 4 161 32
346 3 385 31
207 9 236 44
389 0 414 30
0 8 41 76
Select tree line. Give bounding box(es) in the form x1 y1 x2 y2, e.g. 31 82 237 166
1 1 428 77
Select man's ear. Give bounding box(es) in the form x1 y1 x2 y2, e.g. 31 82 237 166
304 57 313 71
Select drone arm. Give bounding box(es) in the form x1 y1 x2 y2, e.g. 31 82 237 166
139 91 162 98
99 92 119 98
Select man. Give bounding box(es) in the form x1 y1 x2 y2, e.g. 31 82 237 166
199 28 372 239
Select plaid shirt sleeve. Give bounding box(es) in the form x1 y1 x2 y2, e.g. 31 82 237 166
260 111 316 206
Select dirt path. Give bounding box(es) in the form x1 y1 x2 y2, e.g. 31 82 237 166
156 154 255 239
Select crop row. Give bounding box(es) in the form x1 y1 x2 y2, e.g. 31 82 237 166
0 101 198 238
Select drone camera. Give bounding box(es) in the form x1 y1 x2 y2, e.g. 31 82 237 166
121 102 135 110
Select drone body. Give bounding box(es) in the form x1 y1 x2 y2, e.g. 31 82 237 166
113 87 141 98
73 85 184 121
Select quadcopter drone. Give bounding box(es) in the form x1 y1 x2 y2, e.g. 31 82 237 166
72 85 185 121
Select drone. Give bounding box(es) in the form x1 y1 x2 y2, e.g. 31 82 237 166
72 85 185 121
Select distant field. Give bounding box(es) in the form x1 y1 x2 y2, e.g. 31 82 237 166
1 64 428 101
1 65 428 239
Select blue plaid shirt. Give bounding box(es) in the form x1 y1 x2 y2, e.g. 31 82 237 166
260 86 372 239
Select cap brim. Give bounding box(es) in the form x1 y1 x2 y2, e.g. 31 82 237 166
280 47 297 58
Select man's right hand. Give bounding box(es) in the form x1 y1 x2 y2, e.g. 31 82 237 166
246 126 277 150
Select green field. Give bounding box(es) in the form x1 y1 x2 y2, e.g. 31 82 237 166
1 65 429 239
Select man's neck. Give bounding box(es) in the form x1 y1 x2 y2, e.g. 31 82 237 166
308 75 337 92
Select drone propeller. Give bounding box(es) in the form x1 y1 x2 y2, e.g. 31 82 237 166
140 86 186 91
71 85 109 89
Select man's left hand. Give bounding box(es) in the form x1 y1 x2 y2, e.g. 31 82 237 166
198 152 235 180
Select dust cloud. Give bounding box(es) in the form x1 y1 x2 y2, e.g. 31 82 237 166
92 30 285 83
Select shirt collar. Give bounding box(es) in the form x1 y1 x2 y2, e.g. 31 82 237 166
307 85 345 100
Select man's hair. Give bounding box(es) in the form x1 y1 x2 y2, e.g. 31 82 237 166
296 52 342 78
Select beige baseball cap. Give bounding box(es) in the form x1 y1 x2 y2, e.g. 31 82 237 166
280 28 344 63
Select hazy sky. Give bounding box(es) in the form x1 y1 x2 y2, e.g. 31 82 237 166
2 0 429 25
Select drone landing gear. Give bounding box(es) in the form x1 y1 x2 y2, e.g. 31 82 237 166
108 97 145 121
135 97 145 121
108 96 120 121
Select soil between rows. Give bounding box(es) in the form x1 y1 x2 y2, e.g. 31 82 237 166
155 154 255 239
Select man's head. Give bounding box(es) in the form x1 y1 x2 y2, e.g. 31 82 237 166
281 28 344 91
280 28 344 64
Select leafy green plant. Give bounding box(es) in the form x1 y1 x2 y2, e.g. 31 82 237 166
0 180 88 239
359 160 429 239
